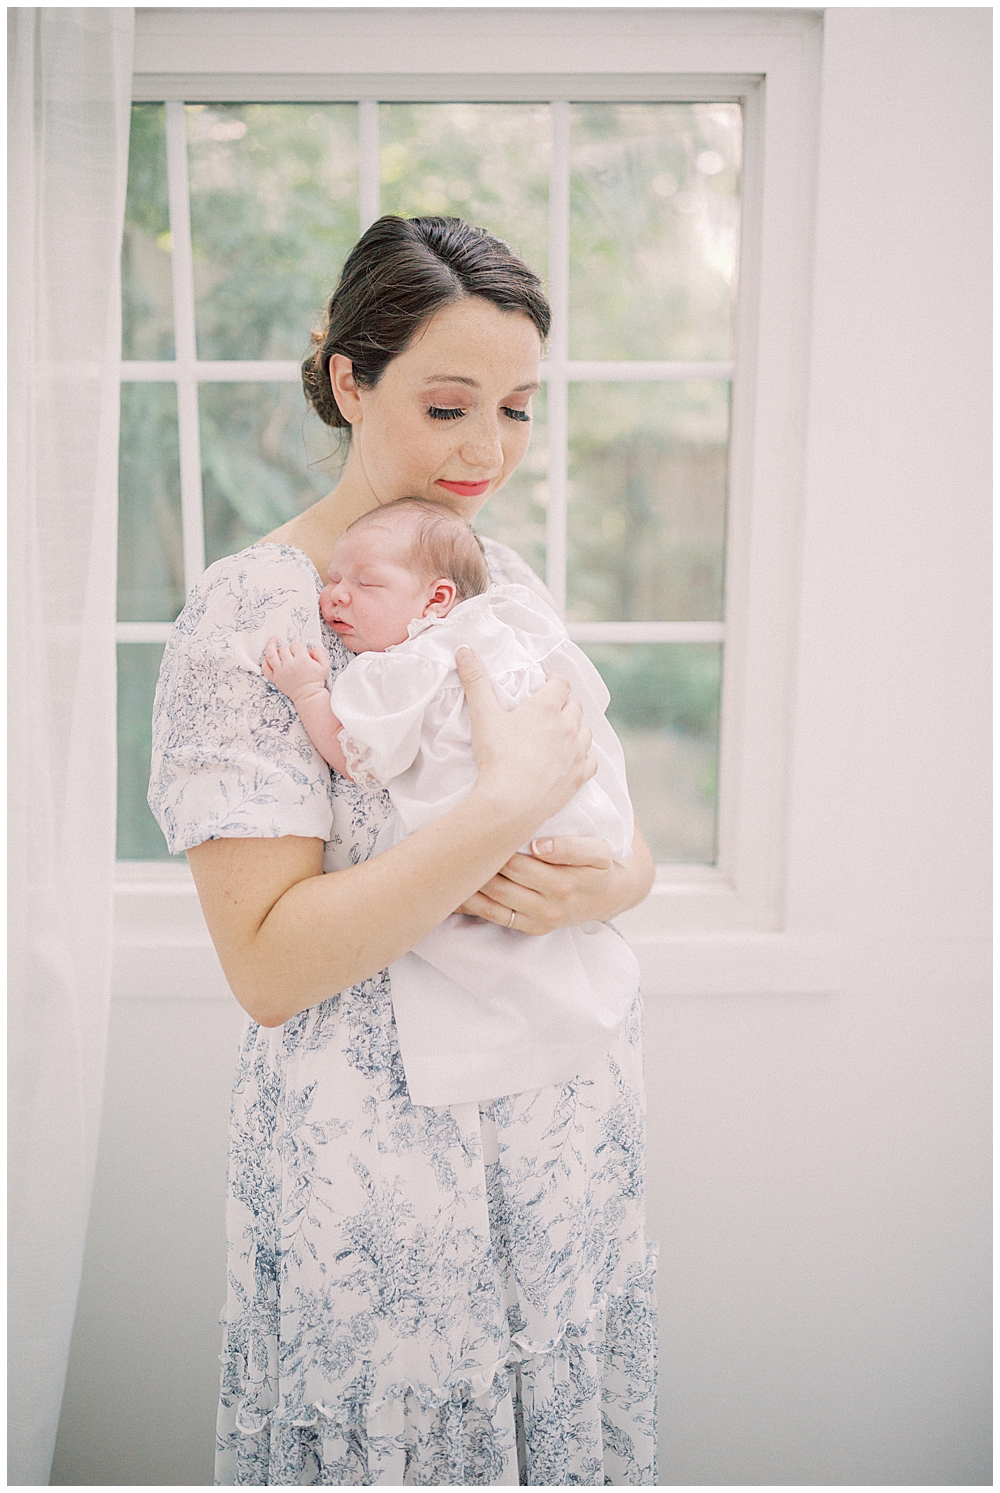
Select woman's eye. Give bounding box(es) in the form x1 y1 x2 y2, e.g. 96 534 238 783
428 406 465 421
502 406 531 423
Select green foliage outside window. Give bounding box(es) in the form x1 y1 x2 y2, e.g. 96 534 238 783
380 103 549 280
117 100 739 863
122 103 173 359
570 102 741 361
187 103 360 360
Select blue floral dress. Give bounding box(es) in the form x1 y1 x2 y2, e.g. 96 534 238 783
148 538 658 1487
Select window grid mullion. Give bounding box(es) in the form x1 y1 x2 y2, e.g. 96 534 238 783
568 622 724 644
545 100 570 615
164 100 206 594
120 360 733 384
358 101 380 233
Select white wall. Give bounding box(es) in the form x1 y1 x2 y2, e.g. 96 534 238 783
51 8 991 1485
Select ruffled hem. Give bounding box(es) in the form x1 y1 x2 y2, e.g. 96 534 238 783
223 1246 657 1441
226 1367 506 1440
338 727 380 788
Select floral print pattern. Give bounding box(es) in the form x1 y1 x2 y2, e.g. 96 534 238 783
149 540 657 1486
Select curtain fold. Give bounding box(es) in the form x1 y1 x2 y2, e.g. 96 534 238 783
7 8 134 1483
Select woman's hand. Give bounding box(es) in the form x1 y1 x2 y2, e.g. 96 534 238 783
455 648 654 932
456 645 597 837
458 827 656 934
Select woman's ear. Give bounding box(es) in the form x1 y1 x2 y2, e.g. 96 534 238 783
424 578 458 617
330 354 363 425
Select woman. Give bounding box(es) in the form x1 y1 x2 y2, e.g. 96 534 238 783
149 216 658 1486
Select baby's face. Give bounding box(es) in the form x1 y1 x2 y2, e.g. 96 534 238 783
319 523 444 653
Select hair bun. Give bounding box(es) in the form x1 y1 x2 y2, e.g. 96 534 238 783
301 344 349 430
302 215 550 431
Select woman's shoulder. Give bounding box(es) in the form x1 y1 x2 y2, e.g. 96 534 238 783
171 542 323 646
148 543 341 855
478 536 555 607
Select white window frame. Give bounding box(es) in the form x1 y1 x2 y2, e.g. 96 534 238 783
117 7 834 1001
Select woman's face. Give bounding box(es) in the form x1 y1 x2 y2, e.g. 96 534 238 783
332 297 543 521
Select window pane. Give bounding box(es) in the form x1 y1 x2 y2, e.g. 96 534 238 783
117 643 180 861
187 104 359 359
200 383 340 567
379 104 549 279
473 386 547 582
123 103 174 359
567 381 729 623
118 383 184 622
584 642 721 864
569 102 741 361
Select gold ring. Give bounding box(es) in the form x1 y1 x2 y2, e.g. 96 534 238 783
507 908 516 929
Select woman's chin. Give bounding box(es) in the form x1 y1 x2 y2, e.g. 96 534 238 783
431 486 495 521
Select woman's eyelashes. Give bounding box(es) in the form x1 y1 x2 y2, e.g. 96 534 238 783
426 404 531 423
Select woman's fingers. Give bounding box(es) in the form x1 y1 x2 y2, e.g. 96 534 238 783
458 839 622 933
527 836 616 872
454 645 502 719
458 649 597 828
538 669 573 705
456 887 548 935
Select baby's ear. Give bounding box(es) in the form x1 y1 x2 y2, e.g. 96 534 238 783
425 577 458 616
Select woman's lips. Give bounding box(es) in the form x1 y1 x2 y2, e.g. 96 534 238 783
436 479 491 498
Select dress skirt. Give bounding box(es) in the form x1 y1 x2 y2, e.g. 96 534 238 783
214 973 657 1486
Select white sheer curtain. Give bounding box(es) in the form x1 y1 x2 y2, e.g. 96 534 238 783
8 8 134 1483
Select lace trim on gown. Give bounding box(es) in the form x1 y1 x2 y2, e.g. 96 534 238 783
337 726 380 788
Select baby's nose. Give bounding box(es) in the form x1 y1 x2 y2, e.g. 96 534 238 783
319 583 344 618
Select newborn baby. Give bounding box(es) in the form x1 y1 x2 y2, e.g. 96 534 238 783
263 497 640 1107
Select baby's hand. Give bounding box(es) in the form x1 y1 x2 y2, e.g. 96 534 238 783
262 638 331 702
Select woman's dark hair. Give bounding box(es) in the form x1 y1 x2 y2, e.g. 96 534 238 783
302 216 551 430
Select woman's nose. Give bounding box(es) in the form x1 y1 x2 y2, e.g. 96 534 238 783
461 417 504 474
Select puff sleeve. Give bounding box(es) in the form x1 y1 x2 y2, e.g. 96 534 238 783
148 545 340 855
330 651 452 789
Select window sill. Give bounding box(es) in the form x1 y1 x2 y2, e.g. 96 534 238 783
113 863 840 1000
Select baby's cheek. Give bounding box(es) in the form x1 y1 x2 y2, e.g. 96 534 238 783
318 586 337 623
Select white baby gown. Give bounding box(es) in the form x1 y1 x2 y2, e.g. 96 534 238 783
330 582 642 1107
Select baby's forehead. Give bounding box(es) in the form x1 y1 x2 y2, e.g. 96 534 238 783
329 514 418 569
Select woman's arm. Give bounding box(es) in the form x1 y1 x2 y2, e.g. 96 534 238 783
457 821 656 934
187 648 596 1027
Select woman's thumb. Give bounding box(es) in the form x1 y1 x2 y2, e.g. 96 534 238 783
455 646 500 719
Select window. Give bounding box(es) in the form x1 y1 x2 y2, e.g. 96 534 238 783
119 10 829 996
118 93 740 867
